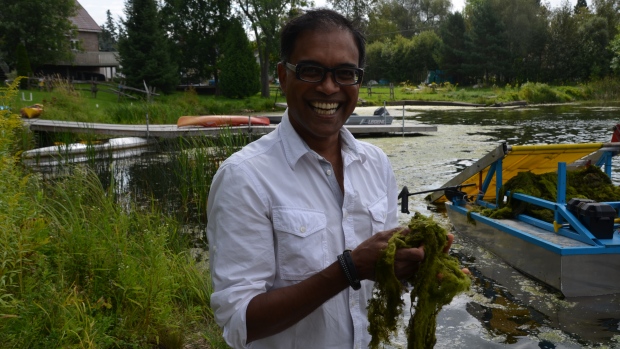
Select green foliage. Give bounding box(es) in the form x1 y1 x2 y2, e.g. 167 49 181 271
575 0 588 13
15 44 32 89
464 0 510 85
99 10 118 52
368 213 470 349
584 76 620 100
438 12 467 85
518 82 569 103
610 26 620 73
118 0 179 94
219 18 260 99
168 132 248 223
365 33 441 85
0 79 228 347
364 0 451 40
0 0 77 68
236 0 289 98
161 0 230 83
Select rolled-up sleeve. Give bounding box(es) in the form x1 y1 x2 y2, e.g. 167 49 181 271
207 161 275 348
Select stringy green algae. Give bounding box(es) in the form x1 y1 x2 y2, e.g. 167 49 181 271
469 165 620 223
367 212 471 349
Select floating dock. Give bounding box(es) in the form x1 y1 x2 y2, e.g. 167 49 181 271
22 119 436 138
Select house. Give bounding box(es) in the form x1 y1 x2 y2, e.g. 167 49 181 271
37 0 119 81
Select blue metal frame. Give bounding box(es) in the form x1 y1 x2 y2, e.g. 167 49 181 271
466 148 620 247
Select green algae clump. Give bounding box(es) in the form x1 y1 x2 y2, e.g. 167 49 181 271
367 212 471 349
473 165 620 222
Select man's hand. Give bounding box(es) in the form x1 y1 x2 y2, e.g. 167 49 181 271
350 227 425 281
351 229 469 282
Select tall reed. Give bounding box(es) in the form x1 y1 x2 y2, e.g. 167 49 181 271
167 128 249 223
1 80 229 348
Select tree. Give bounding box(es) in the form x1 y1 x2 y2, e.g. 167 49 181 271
0 0 77 69
611 26 620 73
237 0 305 98
161 0 230 84
576 14 611 79
329 0 375 30
366 2 401 43
118 0 179 94
409 30 442 83
16 43 32 89
219 18 260 98
438 12 467 84
366 0 450 39
575 0 588 12
463 0 510 84
544 3 580 82
99 10 119 52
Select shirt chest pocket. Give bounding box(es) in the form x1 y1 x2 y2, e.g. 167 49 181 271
368 195 388 234
273 207 327 281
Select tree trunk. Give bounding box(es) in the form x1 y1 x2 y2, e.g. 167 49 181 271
260 46 270 98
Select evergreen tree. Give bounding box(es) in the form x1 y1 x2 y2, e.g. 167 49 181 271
575 0 588 13
218 18 260 98
118 0 179 94
463 0 510 84
99 10 118 52
544 3 580 82
161 0 230 84
438 12 467 85
16 43 32 89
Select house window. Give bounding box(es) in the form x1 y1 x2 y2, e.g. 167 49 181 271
70 39 80 51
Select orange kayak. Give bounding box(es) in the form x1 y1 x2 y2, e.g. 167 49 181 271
177 115 270 127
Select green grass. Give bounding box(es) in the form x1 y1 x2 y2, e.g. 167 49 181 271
1 79 230 348
7 77 619 129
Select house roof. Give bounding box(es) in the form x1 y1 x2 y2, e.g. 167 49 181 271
71 0 102 33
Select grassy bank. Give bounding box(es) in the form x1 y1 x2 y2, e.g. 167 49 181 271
7 77 620 127
1 81 229 347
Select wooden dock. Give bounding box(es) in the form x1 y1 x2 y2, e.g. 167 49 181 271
22 119 437 138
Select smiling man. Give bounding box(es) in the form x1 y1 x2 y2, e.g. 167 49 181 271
206 9 431 349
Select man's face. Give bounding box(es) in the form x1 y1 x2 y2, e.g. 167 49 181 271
278 28 361 145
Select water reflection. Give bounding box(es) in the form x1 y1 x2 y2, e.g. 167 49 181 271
24 103 620 348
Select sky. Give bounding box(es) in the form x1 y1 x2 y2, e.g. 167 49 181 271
78 0 570 28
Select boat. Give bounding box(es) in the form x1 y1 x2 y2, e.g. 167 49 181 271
265 107 393 125
414 130 620 298
177 115 270 127
22 137 154 167
20 104 44 118
346 107 393 125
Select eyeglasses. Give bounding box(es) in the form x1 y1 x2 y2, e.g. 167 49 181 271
285 62 364 86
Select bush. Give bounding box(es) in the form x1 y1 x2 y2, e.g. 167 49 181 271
518 82 564 103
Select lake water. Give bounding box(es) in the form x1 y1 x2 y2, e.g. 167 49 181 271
366 102 620 349
28 102 620 348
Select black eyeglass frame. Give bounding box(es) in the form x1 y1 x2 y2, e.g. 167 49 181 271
285 62 364 86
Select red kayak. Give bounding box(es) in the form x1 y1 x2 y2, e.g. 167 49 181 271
177 115 270 127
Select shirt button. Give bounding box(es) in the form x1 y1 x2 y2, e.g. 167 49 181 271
300 226 306 233
343 210 348 219
326 169 332 176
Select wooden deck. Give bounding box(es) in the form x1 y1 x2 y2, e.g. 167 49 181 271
22 119 437 138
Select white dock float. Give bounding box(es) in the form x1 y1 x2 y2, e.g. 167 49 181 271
22 119 436 138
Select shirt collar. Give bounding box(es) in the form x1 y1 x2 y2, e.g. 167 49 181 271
279 109 365 170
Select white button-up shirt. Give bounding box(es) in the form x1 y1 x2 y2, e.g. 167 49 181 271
207 110 399 349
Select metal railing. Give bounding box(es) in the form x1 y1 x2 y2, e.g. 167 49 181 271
58 52 120 67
